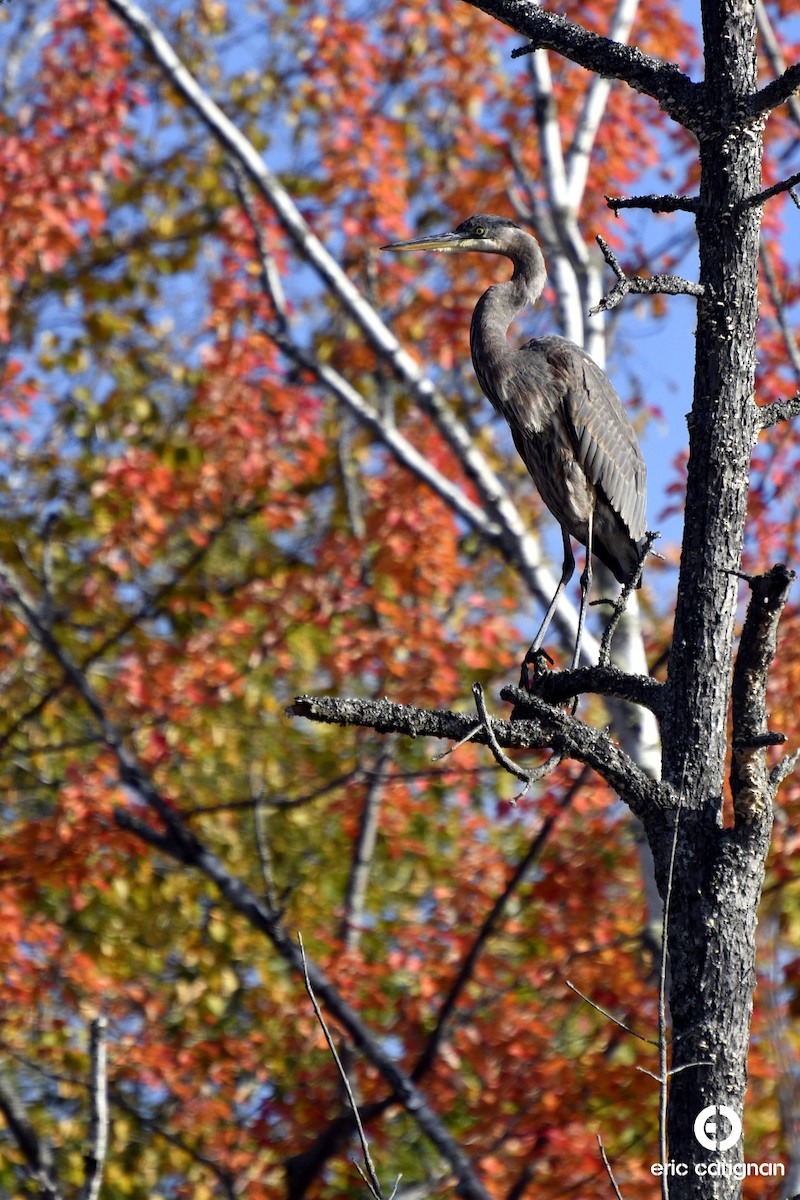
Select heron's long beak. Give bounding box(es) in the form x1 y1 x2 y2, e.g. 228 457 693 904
381 229 464 253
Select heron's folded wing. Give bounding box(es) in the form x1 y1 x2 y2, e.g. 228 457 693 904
548 344 647 540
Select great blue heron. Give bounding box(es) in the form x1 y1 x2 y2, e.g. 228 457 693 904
382 213 647 678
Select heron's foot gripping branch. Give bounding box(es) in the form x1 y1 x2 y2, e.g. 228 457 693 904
507 666 664 720
519 647 554 691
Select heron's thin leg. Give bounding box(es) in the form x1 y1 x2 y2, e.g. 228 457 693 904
526 527 575 658
573 511 593 670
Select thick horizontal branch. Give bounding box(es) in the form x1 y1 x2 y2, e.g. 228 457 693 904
606 193 699 215
287 694 665 820
461 0 698 125
507 665 665 717
751 61 800 119
731 563 796 820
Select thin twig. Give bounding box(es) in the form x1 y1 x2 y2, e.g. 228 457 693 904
597 531 659 666
755 1 800 135
229 158 290 333
565 980 658 1046
658 783 685 1200
597 1135 625 1200
635 1059 712 1083
473 683 533 785
252 777 279 915
667 1059 714 1077
431 723 482 761
341 741 396 950
297 934 386 1200
770 749 800 791
472 682 564 799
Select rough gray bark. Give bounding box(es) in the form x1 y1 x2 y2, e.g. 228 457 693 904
652 6 775 1191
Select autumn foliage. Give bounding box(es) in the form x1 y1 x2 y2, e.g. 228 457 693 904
1 1 800 1197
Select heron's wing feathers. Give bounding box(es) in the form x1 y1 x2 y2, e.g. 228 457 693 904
538 340 647 540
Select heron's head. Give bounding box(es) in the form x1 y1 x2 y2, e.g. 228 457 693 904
382 214 524 257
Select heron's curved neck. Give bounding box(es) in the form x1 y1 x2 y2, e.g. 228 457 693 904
469 236 547 391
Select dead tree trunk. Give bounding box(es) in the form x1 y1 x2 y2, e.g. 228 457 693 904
653 5 770 1191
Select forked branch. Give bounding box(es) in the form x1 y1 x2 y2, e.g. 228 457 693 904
590 237 703 314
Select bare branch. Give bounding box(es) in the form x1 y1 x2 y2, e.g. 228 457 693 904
757 392 800 429
525 50 592 344
565 0 640 210
597 532 660 667
506 665 664 717
341 741 396 949
605 192 699 215
770 749 800 791
472 682 536 786
760 242 800 384
229 159 289 333
298 934 386 1200
750 61 800 120
590 236 703 314
460 0 698 124
596 1135 626 1200
288 693 666 820
746 168 800 209
565 980 658 1046
755 1 800 134
252 781 280 916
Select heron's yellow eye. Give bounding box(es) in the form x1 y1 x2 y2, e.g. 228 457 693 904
475 226 486 237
